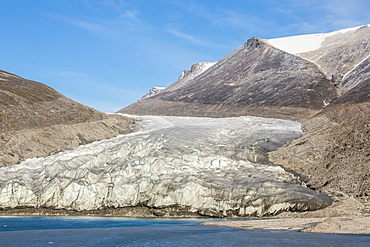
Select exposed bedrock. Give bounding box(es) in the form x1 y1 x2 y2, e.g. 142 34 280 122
0 115 331 217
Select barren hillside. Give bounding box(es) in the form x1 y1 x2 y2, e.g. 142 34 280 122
0 70 133 167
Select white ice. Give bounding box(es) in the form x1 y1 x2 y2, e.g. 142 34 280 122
0 115 329 216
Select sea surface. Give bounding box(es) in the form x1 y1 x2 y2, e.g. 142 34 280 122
0 217 369 247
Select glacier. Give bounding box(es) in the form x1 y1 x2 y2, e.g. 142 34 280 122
0 115 331 217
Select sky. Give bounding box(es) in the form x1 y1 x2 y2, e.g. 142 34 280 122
1 0 370 112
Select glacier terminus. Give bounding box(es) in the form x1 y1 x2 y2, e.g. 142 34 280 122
0 115 331 217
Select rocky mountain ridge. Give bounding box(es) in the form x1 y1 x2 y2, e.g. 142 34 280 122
268 24 370 94
138 62 216 100
121 37 338 120
140 87 166 100
164 62 216 92
120 25 370 121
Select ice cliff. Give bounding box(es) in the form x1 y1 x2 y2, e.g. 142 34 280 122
0 115 331 217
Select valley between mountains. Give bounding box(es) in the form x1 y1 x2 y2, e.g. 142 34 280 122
0 24 370 233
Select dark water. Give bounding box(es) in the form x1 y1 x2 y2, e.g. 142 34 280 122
0 217 369 247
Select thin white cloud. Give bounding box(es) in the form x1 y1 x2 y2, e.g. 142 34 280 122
72 19 106 33
288 0 369 28
166 29 205 44
165 28 235 50
115 10 142 26
213 10 265 32
81 0 142 26
165 0 257 30
83 0 129 11
101 0 129 11
46 8 144 40
166 0 370 38
318 0 370 28
46 14 113 37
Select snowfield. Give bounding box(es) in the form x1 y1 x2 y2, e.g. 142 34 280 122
0 115 331 217
267 24 370 55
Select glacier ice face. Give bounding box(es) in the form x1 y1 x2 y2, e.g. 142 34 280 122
0 115 330 217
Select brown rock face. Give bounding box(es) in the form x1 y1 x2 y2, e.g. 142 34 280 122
120 38 336 120
0 70 134 167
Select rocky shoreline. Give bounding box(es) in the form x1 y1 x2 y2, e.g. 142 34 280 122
0 205 212 218
201 197 370 234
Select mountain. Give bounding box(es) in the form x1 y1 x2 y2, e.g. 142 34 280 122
120 25 370 200
0 70 133 167
266 26 370 198
120 25 370 121
120 37 337 120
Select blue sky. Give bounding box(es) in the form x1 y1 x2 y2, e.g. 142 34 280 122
1 0 370 112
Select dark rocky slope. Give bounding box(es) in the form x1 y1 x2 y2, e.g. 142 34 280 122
270 32 370 199
0 70 133 167
270 79 370 198
120 38 337 121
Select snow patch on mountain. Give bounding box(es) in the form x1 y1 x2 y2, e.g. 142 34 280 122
342 53 370 81
267 24 370 55
267 33 327 54
164 62 216 92
178 62 216 80
140 87 166 100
